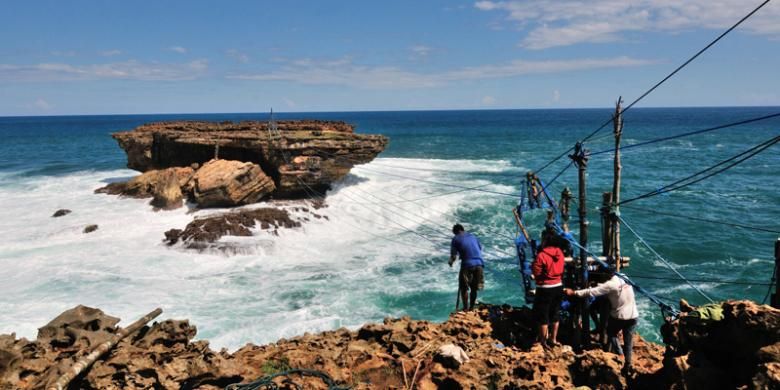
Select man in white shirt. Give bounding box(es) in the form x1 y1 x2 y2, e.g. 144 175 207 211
565 274 639 375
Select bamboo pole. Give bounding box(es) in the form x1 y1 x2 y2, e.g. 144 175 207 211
47 308 163 390
612 98 624 271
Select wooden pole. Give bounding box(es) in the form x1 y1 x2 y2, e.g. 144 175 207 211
560 187 573 232
611 98 623 270
570 142 590 350
601 192 613 258
48 308 163 390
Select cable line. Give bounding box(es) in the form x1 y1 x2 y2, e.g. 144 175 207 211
628 274 772 287
618 215 715 303
533 0 772 174
621 204 780 234
619 135 779 205
591 112 780 156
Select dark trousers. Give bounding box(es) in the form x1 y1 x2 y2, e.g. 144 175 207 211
607 317 637 369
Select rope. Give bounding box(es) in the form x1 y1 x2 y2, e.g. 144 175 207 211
619 135 780 205
629 274 772 287
762 265 777 304
618 215 715 303
591 112 780 156
549 222 679 317
533 0 772 174
267 127 515 261
620 204 780 234
225 368 350 390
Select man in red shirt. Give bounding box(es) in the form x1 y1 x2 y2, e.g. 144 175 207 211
532 232 565 348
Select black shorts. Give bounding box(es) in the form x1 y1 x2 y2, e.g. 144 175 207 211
533 286 563 325
459 266 484 291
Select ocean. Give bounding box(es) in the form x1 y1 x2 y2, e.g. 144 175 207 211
0 107 778 350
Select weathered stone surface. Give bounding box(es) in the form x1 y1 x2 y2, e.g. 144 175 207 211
163 208 300 250
150 168 185 210
191 159 275 207
661 300 780 389
111 120 388 198
51 209 71 218
1 300 776 389
95 166 194 208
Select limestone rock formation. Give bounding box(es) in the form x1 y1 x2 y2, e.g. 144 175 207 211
3 300 775 389
661 300 780 389
163 207 302 250
95 166 194 209
191 159 276 207
111 120 388 198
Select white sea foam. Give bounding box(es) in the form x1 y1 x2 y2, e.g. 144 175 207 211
0 158 520 350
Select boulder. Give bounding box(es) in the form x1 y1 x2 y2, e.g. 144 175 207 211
51 209 71 218
83 225 98 234
95 167 194 202
163 208 300 250
191 159 275 208
149 169 184 210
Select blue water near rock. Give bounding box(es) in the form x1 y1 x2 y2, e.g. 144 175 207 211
0 107 778 350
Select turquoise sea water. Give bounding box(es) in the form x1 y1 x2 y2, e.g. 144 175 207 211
0 107 778 348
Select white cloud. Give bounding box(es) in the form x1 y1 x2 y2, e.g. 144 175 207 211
169 46 188 54
552 89 561 103
410 45 433 58
474 0 780 49
283 97 297 108
481 95 497 106
226 49 249 63
0 59 208 82
100 49 122 57
33 98 51 110
227 56 655 89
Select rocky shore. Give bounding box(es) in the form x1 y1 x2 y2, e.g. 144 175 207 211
95 120 387 251
1 300 777 389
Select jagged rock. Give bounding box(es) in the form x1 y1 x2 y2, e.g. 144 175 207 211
36 305 119 350
111 120 388 198
150 169 184 210
51 209 71 218
83 224 98 233
95 167 194 201
2 301 778 390
191 159 275 207
163 208 300 250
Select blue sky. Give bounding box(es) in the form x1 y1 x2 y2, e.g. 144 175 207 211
1 0 779 115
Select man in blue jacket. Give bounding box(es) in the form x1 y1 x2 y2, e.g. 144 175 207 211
449 223 485 311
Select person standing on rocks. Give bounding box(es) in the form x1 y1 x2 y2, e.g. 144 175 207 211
565 273 639 376
532 232 565 348
449 224 484 311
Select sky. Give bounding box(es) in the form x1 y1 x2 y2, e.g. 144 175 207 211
1 0 779 116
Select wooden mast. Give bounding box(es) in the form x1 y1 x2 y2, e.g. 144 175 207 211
611 98 624 270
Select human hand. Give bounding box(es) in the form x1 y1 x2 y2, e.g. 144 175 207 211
564 288 575 296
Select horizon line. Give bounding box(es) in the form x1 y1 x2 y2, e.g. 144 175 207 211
2 104 780 119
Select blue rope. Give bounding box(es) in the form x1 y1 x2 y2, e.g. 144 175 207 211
548 222 680 318
617 214 715 304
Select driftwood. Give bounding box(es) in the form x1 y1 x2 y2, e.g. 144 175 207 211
47 308 163 390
